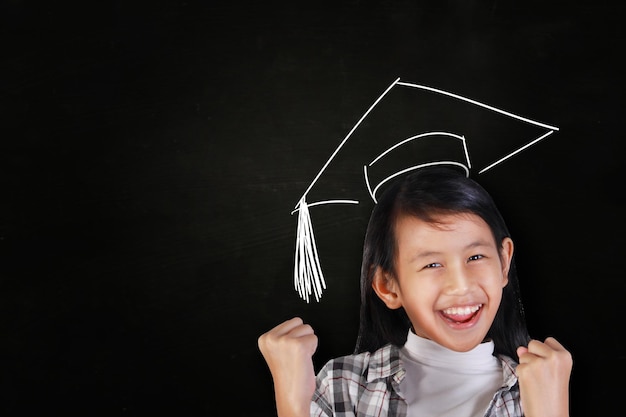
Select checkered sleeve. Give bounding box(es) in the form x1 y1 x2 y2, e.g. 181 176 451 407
486 356 523 417
311 346 405 417
311 352 371 416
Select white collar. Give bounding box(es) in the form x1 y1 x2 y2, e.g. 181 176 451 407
401 330 499 373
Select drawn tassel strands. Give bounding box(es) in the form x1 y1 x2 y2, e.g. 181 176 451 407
294 197 326 303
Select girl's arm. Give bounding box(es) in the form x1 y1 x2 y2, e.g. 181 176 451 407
516 337 573 417
258 317 318 417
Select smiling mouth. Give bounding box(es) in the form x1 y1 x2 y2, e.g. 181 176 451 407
440 304 483 324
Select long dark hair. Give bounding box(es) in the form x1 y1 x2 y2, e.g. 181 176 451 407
354 166 530 361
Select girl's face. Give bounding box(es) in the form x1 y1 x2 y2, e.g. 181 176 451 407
373 212 513 352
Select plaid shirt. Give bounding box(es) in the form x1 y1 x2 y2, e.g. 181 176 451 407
311 343 522 417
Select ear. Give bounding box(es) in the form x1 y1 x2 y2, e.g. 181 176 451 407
499 237 514 287
372 267 403 309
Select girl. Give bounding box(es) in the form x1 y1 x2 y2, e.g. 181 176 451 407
258 166 572 417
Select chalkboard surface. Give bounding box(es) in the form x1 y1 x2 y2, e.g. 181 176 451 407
2 2 624 416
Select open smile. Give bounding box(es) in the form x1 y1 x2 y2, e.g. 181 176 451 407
439 304 483 326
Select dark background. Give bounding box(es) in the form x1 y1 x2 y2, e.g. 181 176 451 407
2 1 624 416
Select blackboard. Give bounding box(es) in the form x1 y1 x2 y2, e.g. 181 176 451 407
2 2 624 416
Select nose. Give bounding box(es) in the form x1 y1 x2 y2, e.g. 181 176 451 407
442 263 473 296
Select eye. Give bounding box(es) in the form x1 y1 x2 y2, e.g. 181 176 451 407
468 254 484 262
423 262 442 269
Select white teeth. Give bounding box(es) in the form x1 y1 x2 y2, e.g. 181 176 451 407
442 304 482 316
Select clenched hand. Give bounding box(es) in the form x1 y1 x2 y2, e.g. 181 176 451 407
258 317 318 417
516 337 573 417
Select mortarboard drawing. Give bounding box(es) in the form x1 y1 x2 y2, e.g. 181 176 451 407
292 77 559 303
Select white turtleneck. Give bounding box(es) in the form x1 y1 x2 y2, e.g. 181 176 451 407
399 330 503 417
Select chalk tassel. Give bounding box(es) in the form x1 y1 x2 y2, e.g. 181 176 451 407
294 197 326 302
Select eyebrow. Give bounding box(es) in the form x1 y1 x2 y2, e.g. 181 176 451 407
409 239 494 264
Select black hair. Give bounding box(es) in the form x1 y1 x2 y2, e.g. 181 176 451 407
354 165 530 361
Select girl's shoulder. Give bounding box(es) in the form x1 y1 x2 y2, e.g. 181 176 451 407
316 343 403 382
313 344 407 416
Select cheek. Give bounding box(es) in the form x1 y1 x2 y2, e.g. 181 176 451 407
500 267 509 287
400 282 438 312
478 264 508 288
489 285 504 310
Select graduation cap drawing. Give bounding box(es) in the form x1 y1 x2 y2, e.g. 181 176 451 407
292 77 559 302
